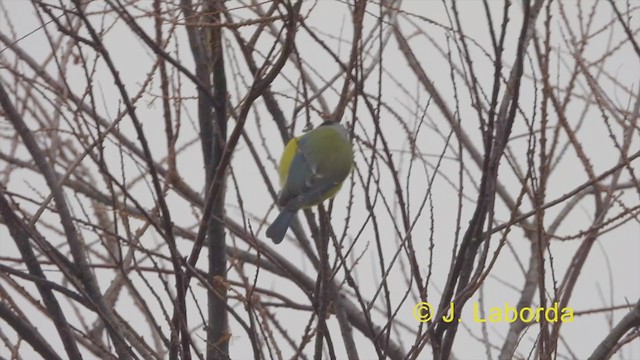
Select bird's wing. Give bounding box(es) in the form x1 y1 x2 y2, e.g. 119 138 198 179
277 141 337 209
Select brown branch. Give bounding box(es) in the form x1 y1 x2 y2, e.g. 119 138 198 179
0 76 135 359
589 298 640 359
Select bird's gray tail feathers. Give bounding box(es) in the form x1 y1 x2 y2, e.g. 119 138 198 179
266 210 296 244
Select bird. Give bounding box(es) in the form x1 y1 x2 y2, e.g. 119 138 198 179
266 121 354 244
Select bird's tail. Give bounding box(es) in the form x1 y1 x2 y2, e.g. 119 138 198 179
266 210 296 244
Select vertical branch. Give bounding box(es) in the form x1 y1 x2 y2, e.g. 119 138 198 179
179 0 231 357
313 206 334 360
332 0 367 121
431 0 545 358
206 0 230 358
528 1 554 357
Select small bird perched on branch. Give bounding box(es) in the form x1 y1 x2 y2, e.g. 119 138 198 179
267 121 354 244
